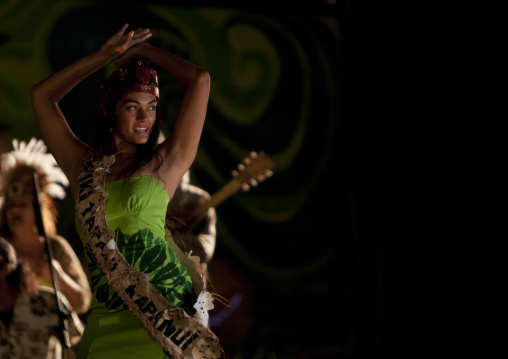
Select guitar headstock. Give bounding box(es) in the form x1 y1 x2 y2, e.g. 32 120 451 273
232 151 274 191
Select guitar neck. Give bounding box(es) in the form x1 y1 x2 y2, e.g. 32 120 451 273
191 179 242 218
188 150 274 220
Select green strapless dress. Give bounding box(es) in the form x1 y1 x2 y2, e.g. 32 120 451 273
76 176 197 359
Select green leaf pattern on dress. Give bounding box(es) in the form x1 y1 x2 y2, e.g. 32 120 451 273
86 227 197 315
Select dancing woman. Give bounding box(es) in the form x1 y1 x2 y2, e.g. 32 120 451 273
31 23 221 359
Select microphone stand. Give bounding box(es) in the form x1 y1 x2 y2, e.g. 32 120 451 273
32 173 71 353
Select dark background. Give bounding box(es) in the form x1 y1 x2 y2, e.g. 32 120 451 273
339 2 504 359
203 2 504 358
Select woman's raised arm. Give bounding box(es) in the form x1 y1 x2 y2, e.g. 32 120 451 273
30 24 152 194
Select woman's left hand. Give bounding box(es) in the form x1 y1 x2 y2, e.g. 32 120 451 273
100 23 152 61
112 41 152 65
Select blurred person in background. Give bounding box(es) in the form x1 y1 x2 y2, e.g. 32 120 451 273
0 138 91 357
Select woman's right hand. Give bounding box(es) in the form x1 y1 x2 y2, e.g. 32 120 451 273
100 23 152 61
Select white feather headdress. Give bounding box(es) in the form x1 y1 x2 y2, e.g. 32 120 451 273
0 138 69 205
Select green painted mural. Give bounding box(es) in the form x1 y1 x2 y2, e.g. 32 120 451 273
0 0 349 358
1 0 343 277
0 0 351 358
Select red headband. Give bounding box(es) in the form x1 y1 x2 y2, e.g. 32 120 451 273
100 57 159 108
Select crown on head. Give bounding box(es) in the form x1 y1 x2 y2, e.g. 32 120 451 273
100 57 159 109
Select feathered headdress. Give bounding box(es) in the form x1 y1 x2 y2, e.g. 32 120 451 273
0 138 69 207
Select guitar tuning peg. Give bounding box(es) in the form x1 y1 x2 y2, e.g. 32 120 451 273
250 151 258 159
250 179 258 187
241 183 250 192
265 170 273 177
243 157 251 165
257 174 266 182
237 164 245 171
231 169 239 177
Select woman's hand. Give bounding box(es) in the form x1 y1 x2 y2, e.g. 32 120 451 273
112 41 152 65
101 23 152 61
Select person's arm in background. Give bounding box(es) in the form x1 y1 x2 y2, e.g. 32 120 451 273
36 236 91 314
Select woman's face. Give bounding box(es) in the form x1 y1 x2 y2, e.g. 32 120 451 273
113 92 158 145
5 195 36 235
